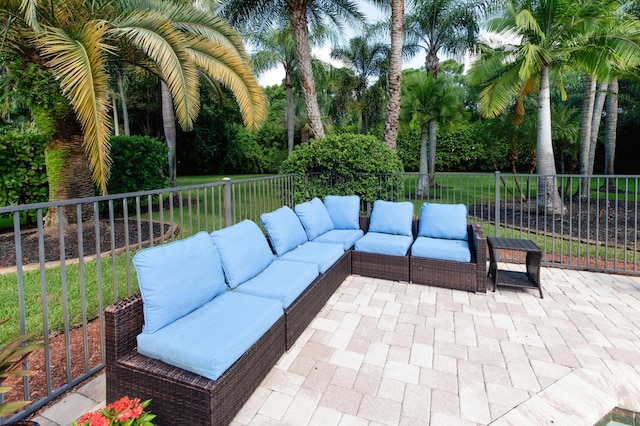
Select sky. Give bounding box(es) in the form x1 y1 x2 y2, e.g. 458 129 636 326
256 2 426 87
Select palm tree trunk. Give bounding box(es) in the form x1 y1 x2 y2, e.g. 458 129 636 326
537 65 566 215
604 79 619 175
287 2 325 138
588 82 607 174
43 113 95 227
285 69 295 155
117 70 130 136
111 92 120 137
161 81 177 187
579 75 596 197
428 119 437 185
416 122 429 196
382 0 404 151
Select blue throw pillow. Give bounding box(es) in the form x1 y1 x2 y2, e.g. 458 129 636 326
295 197 335 240
323 195 361 230
418 203 468 240
133 232 227 334
260 206 309 256
210 220 274 289
368 200 414 236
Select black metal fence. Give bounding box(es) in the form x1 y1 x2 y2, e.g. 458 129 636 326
0 172 638 422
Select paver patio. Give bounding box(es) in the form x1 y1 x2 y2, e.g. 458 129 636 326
34 264 640 425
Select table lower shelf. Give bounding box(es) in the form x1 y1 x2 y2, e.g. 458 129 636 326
494 270 539 289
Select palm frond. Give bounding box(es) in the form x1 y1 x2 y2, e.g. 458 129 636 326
39 22 113 193
189 37 267 130
112 10 200 130
18 0 39 32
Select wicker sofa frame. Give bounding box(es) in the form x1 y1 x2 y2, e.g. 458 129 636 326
105 212 487 425
410 224 487 292
351 215 417 282
105 248 351 425
105 294 286 426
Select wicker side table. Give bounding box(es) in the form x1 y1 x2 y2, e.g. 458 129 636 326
487 237 543 298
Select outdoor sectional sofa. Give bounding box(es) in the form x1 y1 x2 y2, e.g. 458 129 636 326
105 196 486 425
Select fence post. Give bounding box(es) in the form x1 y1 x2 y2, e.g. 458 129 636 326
223 177 232 227
495 171 501 238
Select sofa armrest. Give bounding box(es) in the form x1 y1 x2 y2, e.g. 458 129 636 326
105 293 144 363
470 223 487 292
359 215 369 233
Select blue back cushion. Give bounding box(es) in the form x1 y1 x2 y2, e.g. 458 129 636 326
368 200 414 236
261 206 309 256
418 203 468 240
295 197 335 240
210 220 274 289
133 232 226 334
324 195 361 230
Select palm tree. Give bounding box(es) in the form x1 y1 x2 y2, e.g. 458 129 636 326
400 68 467 195
468 0 640 215
330 35 388 134
404 0 494 78
577 4 640 194
1 0 267 225
251 24 331 153
219 0 364 139
382 0 405 151
252 26 299 154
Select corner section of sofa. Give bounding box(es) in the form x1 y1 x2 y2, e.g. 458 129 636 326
105 293 286 425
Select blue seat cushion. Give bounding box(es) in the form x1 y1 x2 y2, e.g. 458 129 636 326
133 232 227 334
279 241 344 273
232 260 319 309
210 220 274 289
411 236 471 262
137 291 283 380
355 232 413 257
313 229 364 250
261 206 309 257
323 195 361 230
295 197 335 240
368 200 414 237
419 203 468 241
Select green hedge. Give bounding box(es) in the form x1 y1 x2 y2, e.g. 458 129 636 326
107 135 170 195
280 134 404 204
397 121 510 172
0 133 48 218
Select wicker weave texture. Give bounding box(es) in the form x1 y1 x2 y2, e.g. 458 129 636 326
352 251 410 282
409 224 487 292
105 294 286 425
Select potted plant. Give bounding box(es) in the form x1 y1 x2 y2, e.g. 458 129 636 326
0 318 45 424
74 396 155 426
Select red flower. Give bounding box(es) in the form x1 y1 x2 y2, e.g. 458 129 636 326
74 396 154 426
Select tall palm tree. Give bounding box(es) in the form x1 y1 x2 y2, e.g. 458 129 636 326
330 35 388 134
219 0 364 139
251 24 331 153
469 0 640 214
1 0 267 225
400 68 467 195
252 25 298 154
382 0 405 151
404 0 495 78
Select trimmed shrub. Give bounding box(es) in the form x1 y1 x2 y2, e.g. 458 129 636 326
0 133 48 224
280 134 404 204
107 135 170 195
